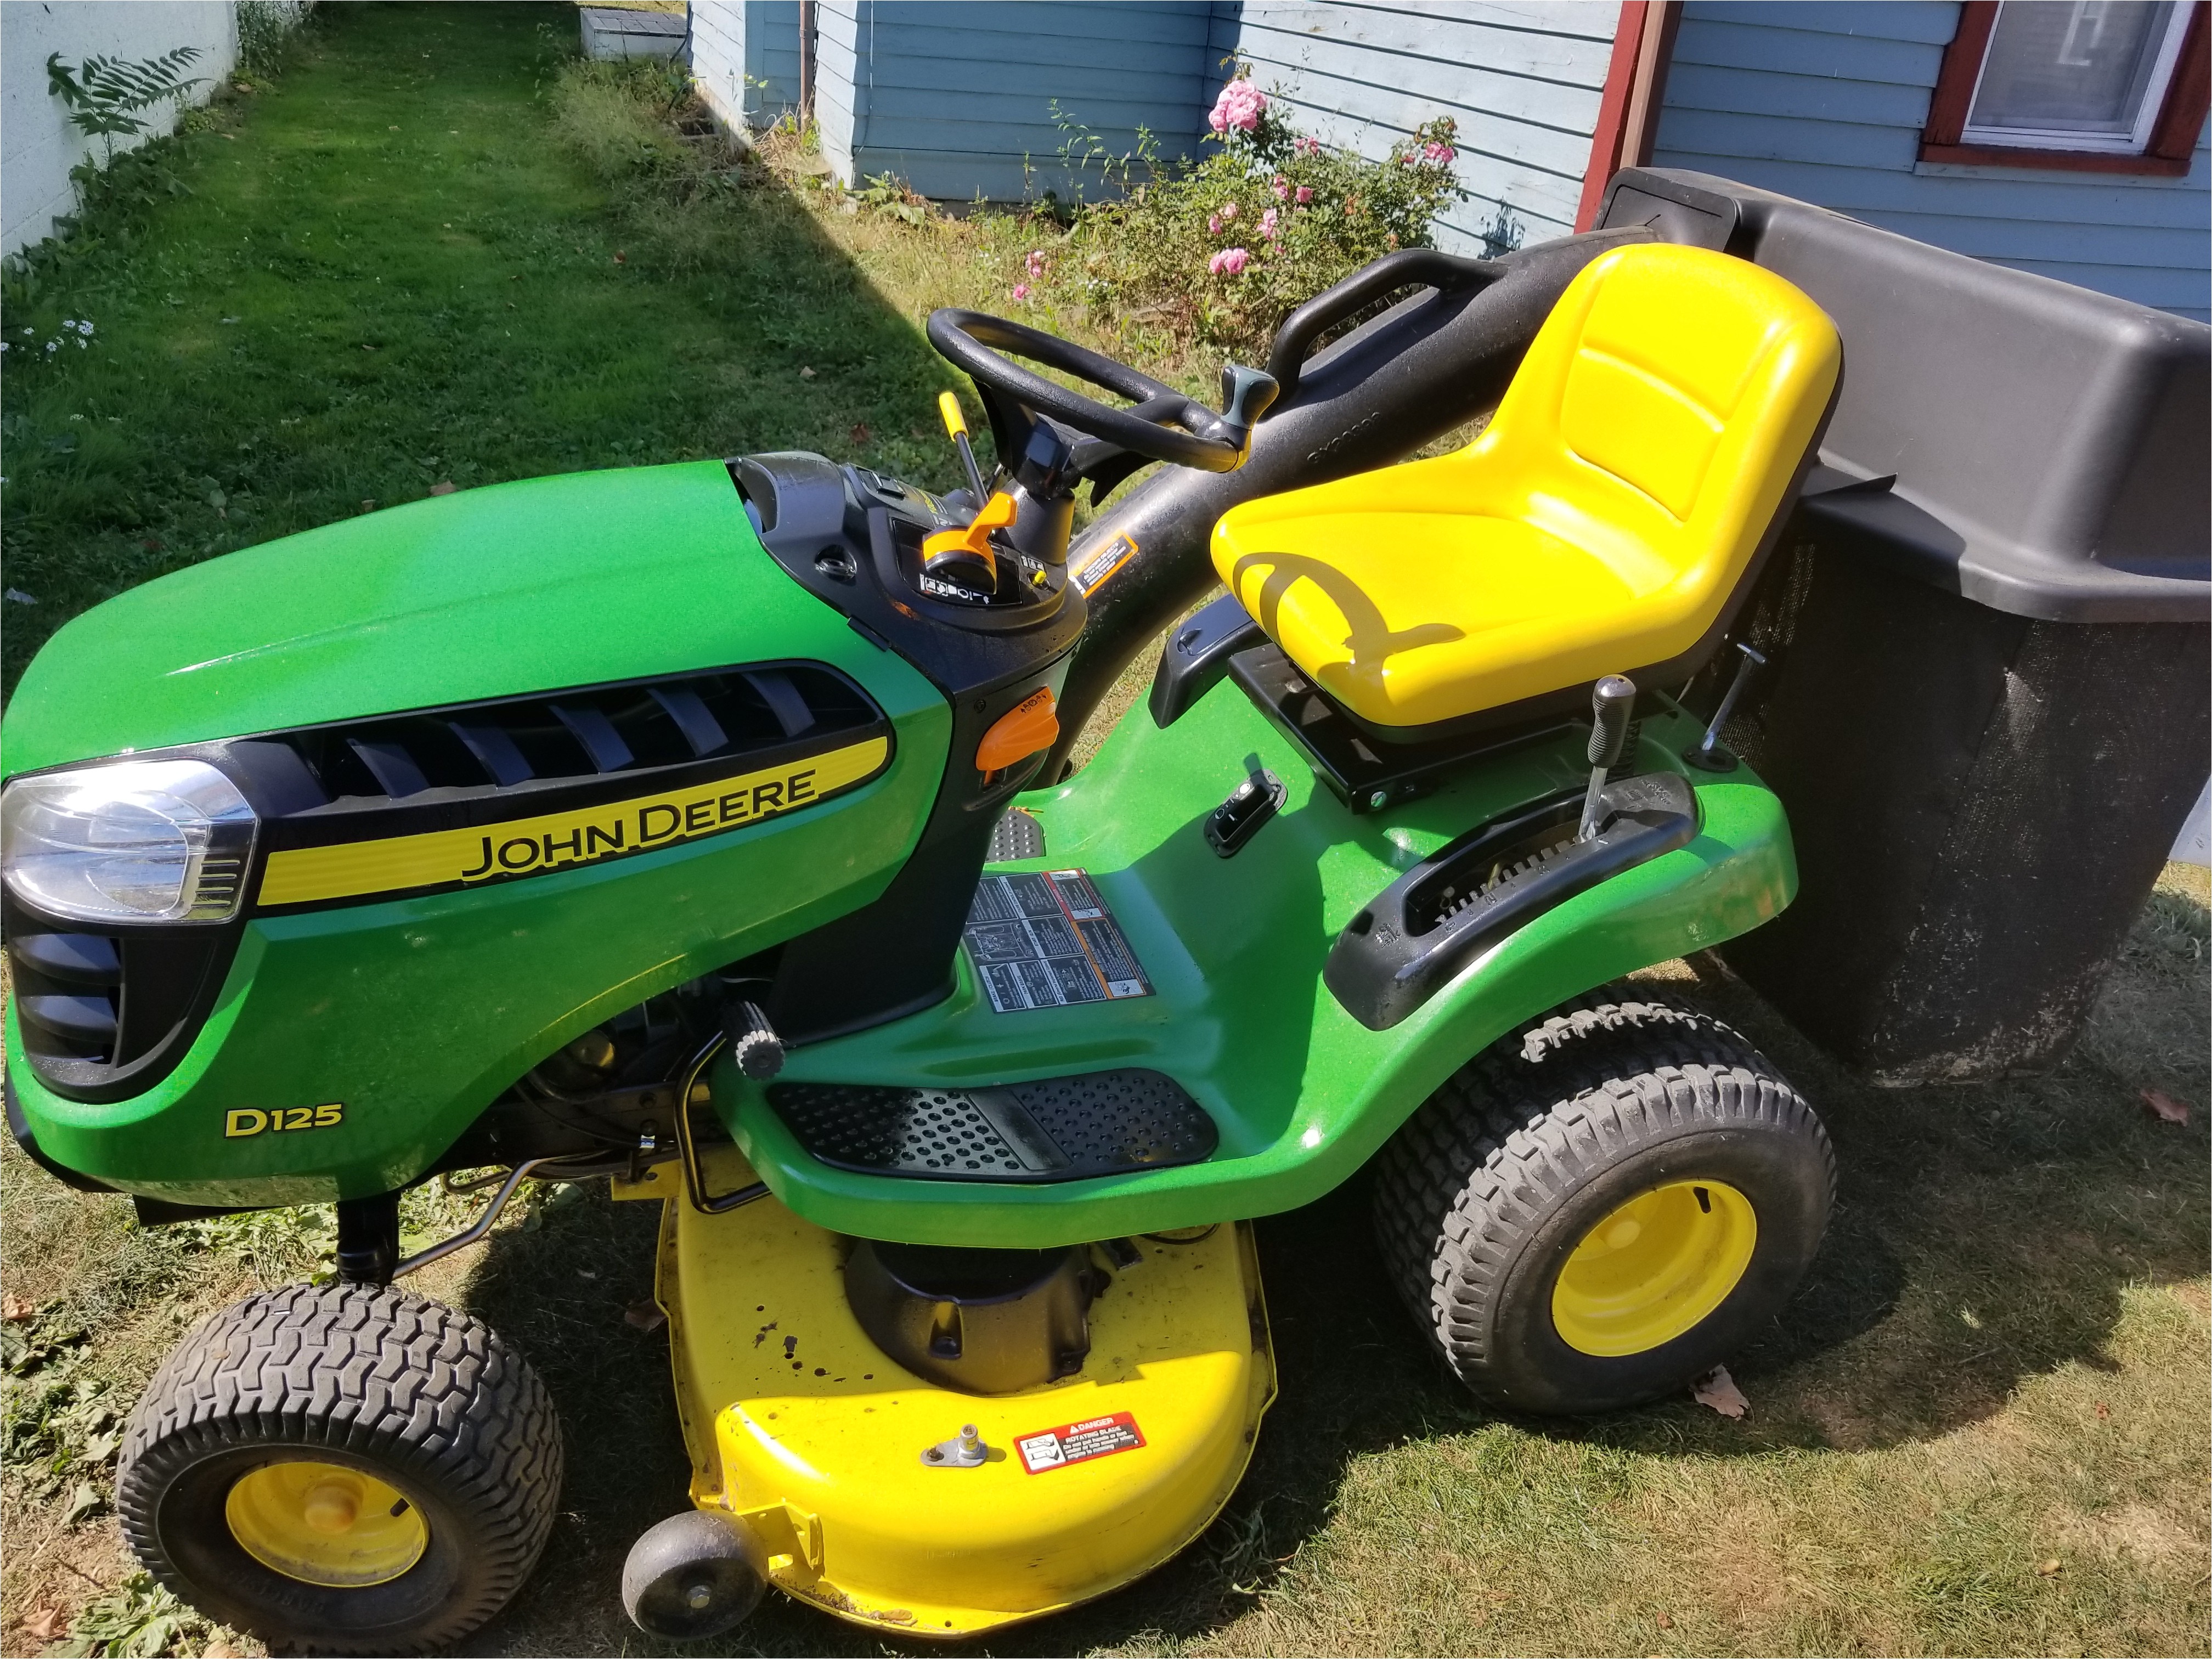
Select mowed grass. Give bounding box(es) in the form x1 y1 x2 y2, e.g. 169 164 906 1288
3 7 2208 1656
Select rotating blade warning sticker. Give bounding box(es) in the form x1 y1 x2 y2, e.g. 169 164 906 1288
963 868 1154 1013
1017 1411 1146 1475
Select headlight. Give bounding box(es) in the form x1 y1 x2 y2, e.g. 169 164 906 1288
0 759 258 924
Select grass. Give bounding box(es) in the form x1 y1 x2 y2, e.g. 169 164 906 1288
2 7 2207 1655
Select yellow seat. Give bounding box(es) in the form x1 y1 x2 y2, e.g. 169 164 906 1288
1211 244 1841 731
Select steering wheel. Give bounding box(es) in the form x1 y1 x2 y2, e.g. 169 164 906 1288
926 309 1277 476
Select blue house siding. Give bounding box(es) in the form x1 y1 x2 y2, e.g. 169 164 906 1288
1211 1 1618 253
1649 2 2212 320
816 1 1217 202
691 1 802 132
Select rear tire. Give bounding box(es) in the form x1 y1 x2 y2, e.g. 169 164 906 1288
1372 990 1833 1414
117 1282 562 1655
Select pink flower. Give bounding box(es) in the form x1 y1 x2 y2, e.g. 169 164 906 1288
1207 212 1222 235
1220 200 1238 221
1024 250 1047 277
1399 153 1414 166
1294 136 1321 157
1424 141 1456 165
1012 283 1031 301
1271 175 1289 200
1207 246 1250 276
1260 207 1279 239
1208 79 1267 134
1295 185 1313 205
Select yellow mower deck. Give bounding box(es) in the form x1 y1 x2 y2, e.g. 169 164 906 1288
617 1153 1276 1637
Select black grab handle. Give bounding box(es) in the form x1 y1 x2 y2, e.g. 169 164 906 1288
1263 249 1507 404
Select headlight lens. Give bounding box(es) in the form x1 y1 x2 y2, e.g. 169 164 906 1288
0 759 258 924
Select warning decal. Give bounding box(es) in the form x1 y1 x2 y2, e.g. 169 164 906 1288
963 868 1154 1013
1070 532 1139 595
1017 1411 1147 1475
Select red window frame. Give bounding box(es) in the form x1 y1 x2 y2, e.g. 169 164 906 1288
1920 0 2209 175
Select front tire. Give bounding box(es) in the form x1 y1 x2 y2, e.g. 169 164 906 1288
1373 991 1834 1414
117 1282 562 1655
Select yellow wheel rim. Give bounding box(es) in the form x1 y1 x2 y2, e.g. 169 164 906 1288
1550 1180 1757 1356
224 1460 428 1587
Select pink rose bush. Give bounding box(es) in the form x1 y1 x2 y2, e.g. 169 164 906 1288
1209 78 1267 134
1019 72 1464 357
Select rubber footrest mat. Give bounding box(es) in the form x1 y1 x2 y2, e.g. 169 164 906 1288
765 1068 1216 1182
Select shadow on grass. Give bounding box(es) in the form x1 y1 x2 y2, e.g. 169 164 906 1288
447 874 2208 1657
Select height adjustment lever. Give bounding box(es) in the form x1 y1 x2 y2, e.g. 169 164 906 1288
1578 675 1638 842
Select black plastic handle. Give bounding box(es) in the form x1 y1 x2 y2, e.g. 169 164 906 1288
1263 249 1506 404
1588 675 1637 769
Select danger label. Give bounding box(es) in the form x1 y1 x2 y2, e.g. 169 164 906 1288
1017 1411 1147 1475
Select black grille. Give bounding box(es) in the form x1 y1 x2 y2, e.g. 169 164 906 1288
274 664 878 806
3 893 232 1104
767 1068 1217 1183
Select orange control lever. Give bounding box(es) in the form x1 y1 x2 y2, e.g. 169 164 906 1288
976 688 1060 775
922 490 1018 582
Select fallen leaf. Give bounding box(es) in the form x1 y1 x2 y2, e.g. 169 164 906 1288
427 481 457 496
22 1607 65 1641
233 81 253 93
388 124 399 131
63 1480 102 1526
2 1294 33 1321
3 589 36 606
799 365 816 379
2141 1088 2190 1125
205 1644 241 1658
2095 1401 2110 1420
1655 1611 1674 1629
624 1299 667 1333
613 251 627 264
2036 1557 2062 1576
1691 1365 1749 1418
360 500 376 512
849 422 871 445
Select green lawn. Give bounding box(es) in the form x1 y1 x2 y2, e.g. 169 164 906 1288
2 8 2207 1657
0 2 974 696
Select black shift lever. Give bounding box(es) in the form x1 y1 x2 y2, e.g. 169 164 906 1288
1578 676 1637 841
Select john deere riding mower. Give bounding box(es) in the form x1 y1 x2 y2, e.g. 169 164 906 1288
8 184 1859 1651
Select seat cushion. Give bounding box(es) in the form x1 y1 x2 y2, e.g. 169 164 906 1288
1211 244 1841 730
1214 487 1715 729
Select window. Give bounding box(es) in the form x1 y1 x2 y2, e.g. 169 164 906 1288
1922 1 2210 174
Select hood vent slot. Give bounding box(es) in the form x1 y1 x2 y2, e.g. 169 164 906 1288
274 664 876 809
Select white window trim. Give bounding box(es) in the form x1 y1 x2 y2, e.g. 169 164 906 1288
1959 0 2194 153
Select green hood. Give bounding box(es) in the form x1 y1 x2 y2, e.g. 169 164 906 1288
4 461 838 775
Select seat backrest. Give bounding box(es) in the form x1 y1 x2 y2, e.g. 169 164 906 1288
1468 244 1840 605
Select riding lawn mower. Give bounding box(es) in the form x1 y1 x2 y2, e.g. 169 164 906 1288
3 169 2204 1652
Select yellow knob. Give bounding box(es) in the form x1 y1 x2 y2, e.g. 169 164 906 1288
936 391 968 441
302 1479 360 1535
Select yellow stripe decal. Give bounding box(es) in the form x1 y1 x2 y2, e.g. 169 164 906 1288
257 736 890 907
